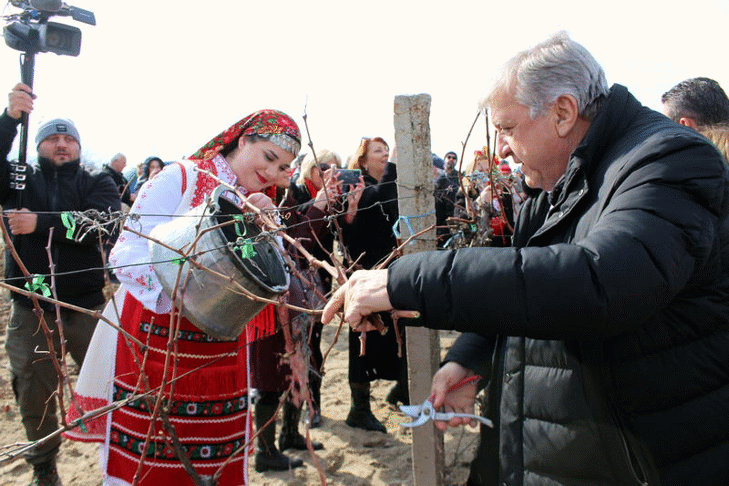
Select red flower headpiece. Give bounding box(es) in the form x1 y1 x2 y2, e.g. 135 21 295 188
190 109 301 161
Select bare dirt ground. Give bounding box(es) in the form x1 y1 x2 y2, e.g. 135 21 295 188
0 254 477 485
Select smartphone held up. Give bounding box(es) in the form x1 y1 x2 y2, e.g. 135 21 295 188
336 169 361 185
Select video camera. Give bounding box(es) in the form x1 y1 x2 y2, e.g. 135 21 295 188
3 0 95 56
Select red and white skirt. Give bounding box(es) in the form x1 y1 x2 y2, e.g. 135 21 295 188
66 290 251 485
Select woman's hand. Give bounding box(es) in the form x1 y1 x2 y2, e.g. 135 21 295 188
245 192 276 228
344 176 365 224
246 192 275 211
313 168 342 211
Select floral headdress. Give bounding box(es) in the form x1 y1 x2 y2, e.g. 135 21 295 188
190 109 301 161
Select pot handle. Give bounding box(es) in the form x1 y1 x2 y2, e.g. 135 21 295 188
207 184 230 215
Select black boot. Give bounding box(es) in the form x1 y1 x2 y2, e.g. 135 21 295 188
345 382 386 433
386 381 410 407
30 459 62 486
386 362 410 407
254 397 304 473
279 400 323 451
305 370 322 428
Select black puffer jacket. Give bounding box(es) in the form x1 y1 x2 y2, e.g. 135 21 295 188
388 85 729 485
0 111 121 310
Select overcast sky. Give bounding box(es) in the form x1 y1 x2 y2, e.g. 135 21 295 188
2 0 728 170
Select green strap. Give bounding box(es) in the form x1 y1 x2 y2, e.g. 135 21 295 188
232 215 257 259
24 274 51 297
61 212 76 239
232 214 247 237
239 241 257 259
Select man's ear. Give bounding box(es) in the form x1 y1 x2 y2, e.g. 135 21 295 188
679 117 699 130
553 94 580 137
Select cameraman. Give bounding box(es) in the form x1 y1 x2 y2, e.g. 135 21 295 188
0 83 120 485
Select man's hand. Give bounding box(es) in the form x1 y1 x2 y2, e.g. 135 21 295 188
322 269 392 329
7 83 35 120
430 362 479 431
6 209 38 235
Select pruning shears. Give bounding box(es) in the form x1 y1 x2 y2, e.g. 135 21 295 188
399 375 493 428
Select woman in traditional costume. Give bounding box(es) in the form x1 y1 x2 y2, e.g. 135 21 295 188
65 110 301 485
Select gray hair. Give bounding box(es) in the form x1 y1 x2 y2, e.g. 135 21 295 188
483 31 609 121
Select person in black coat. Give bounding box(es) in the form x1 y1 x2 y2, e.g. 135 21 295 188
100 153 132 281
324 32 729 486
340 136 408 433
1 83 121 485
101 153 132 206
434 151 460 247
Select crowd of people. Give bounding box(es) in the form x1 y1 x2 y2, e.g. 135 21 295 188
1 31 729 486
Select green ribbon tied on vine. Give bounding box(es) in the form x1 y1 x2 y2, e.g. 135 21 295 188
232 215 256 259
74 418 88 434
61 212 76 239
171 257 188 265
24 274 51 297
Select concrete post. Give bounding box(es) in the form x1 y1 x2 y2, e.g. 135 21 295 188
393 93 443 486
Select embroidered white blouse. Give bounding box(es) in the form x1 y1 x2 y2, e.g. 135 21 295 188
110 155 243 313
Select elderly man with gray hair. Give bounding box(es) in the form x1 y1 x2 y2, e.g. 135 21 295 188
323 32 729 486
102 152 133 206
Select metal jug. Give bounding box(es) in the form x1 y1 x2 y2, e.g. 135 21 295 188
149 186 289 340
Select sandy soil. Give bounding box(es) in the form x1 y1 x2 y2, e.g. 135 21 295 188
0 275 478 486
